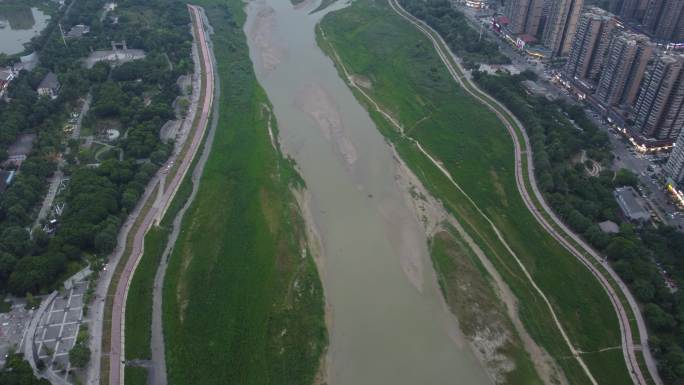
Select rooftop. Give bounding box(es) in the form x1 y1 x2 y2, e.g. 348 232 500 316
38 72 60 90
67 24 90 38
614 186 650 222
598 220 620 234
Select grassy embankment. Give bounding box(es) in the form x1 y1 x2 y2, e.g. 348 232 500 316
122 167 195 385
319 1 631 384
100 182 158 385
161 1 327 385
121 6 211 384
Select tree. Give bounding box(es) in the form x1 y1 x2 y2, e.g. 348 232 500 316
69 342 90 368
0 353 50 385
0 226 31 256
645 303 676 331
614 168 639 187
605 237 639 261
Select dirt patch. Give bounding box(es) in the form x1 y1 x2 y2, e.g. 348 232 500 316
391 145 566 384
489 170 509 207
350 74 372 89
293 188 330 385
295 82 358 167
247 3 286 72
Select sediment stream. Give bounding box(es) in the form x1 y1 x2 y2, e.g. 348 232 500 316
245 1 492 384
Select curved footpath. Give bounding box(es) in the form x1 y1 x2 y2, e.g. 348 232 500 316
104 5 215 385
387 1 661 384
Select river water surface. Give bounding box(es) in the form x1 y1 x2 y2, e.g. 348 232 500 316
245 1 491 384
0 6 49 55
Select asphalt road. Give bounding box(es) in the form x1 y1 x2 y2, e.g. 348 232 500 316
104 5 215 385
388 1 661 384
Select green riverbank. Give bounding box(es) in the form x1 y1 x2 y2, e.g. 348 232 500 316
318 1 631 384
161 1 327 385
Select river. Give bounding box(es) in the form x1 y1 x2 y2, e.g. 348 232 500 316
244 0 492 384
0 6 49 56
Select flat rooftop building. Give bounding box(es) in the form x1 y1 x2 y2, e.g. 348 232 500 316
614 186 651 222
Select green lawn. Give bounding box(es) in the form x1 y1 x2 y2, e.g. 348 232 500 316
161 2 327 385
319 1 631 384
123 367 147 385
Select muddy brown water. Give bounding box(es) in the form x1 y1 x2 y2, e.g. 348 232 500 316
245 0 492 384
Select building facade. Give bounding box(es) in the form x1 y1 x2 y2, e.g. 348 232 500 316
666 132 684 182
564 7 618 82
609 0 649 22
594 31 653 107
504 0 545 36
643 0 684 42
542 0 585 57
633 53 684 141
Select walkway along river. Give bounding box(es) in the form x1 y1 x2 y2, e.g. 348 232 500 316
244 0 492 384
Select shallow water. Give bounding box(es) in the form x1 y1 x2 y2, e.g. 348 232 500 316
0 6 49 55
244 1 491 384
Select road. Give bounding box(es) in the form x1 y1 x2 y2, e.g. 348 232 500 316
386 1 661 384
148 7 220 385
72 93 91 141
100 5 215 385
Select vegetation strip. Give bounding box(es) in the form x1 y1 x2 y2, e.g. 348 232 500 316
386 2 659 384
98 5 215 385
323 3 640 383
161 1 327 385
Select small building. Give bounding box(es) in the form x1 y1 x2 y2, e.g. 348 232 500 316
0 170 15 193
614 186 650 222
0 67 15 96
598 220 620 234
66 24 90 38
37 72 60 98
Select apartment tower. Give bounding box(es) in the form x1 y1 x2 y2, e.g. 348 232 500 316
633 53 684 141
609 0 649 22
505 0 545 36
594 31 653 107
542 0 585 57
643 0 684 42
665 132 684 182
565 7 619 82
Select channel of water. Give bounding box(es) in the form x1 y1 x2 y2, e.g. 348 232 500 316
244 0 492 384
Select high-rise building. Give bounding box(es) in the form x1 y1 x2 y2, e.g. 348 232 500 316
643 0 684 42
504 0 545 36
665 132 684 182
633 53 684 141
565 7 619 82
609 0 649 22
542 0 585 57
594 31 653 107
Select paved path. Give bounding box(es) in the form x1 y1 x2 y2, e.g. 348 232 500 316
342 1 660 384
106 5 215 385
148 6 220 385
72 93 92 141
33 169 63 231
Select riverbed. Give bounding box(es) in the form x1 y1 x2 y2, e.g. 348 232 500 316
244 0 492 384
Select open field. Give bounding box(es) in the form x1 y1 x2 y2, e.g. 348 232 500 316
318 1 632 384
161 1 327 385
